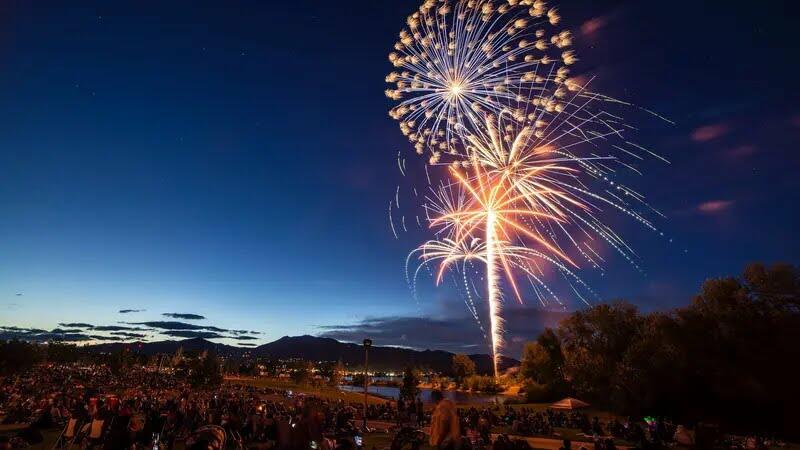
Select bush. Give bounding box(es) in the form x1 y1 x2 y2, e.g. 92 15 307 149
350 373 366 387
400 367 421 400
522 380 552 403
291 362 312 385
464 374 503 393
0 340 43 375
189 351 223 388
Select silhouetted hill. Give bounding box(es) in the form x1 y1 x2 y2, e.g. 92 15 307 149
88 337 242 357
86 335 518 375
252 335 517 375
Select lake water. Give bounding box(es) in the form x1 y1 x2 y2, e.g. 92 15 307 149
338 384 512 405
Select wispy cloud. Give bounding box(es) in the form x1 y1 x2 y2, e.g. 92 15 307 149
691 123 730 142
50 328 85 333
129 321 228 333
89 335 121 341
162 313 205 320
581 16 608 36
234 335 259 341
162 330 226 339
4 318 258 345
318 308 567 356
726 144 757 158
119 309 145 314
230 329 262 335
129 321 206 330
697 200 735 214
58 322 95 329
110 331 147 339
93 325 143 331
1 326 96 343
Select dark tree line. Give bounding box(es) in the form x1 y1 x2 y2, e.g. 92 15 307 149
521 262 800 438
188 350 223 388
0 341 86 374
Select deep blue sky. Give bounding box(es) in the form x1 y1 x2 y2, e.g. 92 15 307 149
1 1 798 354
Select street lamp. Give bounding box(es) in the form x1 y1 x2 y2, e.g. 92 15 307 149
362 338 372 428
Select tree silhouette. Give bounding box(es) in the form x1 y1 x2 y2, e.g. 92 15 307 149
451 354 476 386
516 263 800 439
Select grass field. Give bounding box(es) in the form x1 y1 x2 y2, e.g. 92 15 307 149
0 428 60 450
226 376 391 405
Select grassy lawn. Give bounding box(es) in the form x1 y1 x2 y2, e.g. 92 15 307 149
457 404 632 447
363 431 398 450
495 403 620 423
0 428 61 450
226 376 390 405
29 430 61 449
490 423 631 447
457 402 550 412
364 431 436 450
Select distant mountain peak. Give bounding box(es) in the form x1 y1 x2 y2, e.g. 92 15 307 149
86 334 517 375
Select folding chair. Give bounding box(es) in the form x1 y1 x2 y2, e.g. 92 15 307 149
80 418 105 448
51 417 80 449
228 429 244 450
89 419 105 439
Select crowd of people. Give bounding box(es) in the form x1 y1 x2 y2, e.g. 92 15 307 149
0 363 630 450
457 406 616 449
0 362 787 449
0 364 372 449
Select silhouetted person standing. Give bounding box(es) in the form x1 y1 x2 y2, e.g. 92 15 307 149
429 390 459 450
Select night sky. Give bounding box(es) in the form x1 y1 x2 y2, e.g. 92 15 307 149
1 0 798 355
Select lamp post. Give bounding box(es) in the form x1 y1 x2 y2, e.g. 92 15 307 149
362 338 372 429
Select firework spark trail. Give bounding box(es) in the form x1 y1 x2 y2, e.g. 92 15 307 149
389 201 398 240
419 162 582 376
389 0 669 377
485 208 503 377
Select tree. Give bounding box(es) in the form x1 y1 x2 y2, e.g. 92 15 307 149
399 367 420 401
522 379 550 402
109 348 135 375
0 340 42 375
451 354 476 385
520 341 553 385
670 263 800 436
429 373 446 390
291 361 313 385
520 328 566 399
329 360 345 386
223 358 239 374
613 312 685 416
190 350 223 388
530 263 800 439
351 373 366 387
238 362 258 377
464 374 502 393
742 262 800 312
557 301 642 404
45 342 81 364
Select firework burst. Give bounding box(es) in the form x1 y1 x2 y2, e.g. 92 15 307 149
386 0 576 162
389 0 669 377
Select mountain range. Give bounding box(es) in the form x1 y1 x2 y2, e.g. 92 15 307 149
88 335 518 375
